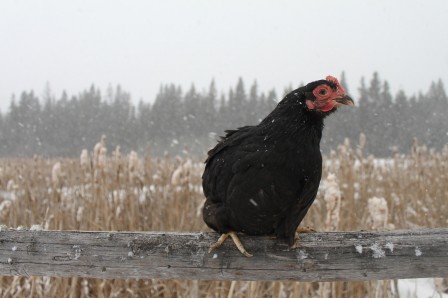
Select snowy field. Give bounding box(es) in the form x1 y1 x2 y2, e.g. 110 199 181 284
398 279 448 298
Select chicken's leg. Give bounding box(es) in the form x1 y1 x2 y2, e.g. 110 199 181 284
208 232 253 257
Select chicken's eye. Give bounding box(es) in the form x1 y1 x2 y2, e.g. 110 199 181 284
318 89 327 96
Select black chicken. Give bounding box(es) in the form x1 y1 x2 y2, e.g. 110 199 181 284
202 76 354 256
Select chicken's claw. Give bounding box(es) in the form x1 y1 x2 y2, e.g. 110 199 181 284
296 226 316 233
292 226 317 248
209 232 253 257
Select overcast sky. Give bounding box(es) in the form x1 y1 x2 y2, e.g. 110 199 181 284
0 0 447 112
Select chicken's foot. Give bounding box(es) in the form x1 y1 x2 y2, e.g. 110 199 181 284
208 232 253 257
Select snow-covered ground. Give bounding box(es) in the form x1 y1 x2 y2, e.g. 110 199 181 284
398 278 448 298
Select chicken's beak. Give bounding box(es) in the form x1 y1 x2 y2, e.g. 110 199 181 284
334 95 354 106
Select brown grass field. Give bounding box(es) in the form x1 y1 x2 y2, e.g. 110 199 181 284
0 136 447 297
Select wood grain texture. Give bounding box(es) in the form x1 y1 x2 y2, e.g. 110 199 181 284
0 229 447 281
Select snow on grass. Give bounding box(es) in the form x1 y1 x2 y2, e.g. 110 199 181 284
30 224 43 231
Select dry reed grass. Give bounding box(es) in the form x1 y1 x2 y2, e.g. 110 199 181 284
0 135 447 297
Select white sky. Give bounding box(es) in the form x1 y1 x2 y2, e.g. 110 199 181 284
0 0 447 111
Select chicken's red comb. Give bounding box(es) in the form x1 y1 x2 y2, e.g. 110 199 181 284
326 75 346 95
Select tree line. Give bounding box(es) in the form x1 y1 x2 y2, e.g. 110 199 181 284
0 72 446 158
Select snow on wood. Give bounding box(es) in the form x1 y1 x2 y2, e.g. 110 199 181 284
0 228 447 281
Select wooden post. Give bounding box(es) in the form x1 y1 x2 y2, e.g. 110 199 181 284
0 228 447 281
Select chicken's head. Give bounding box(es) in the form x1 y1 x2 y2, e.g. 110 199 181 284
304 75 354 113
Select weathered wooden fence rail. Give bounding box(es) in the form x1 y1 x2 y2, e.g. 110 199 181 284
0 228 447 281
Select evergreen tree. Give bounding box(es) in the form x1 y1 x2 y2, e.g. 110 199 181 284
203 80 217 133
368 72 381 104
248 80 259 124
15 91 41 155
228 78 247 126
109 85 133 150
265 89 277 111
256 92 266 122
423 80 448 148
136 99 153 150
150 84 183 154
217 94 227 133
184 84 201 136
40 88 56 155
379 81 395 154
339 71 349 95
393 90 412 150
